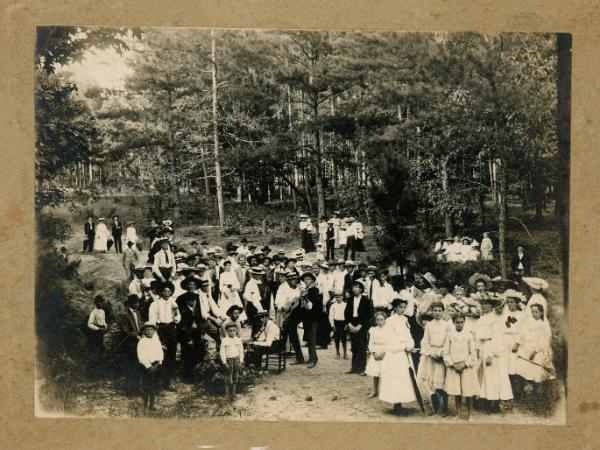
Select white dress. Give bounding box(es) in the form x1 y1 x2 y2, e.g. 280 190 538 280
378 314 418 404
365 326 387 377
501 308 525 375
443 328 480 397
474 313 513 400
417 318 450 391
515 317 555 382
525 293 548 320
480 237 494 260
125 226 139 244
94 223 110 252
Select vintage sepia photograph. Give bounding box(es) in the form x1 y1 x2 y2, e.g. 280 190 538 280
35 27 569 424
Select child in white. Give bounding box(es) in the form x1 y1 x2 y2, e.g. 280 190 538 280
365 311 387 397
220 322 245 401
443 313 479 419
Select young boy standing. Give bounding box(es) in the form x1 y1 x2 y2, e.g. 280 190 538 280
220 322 245 402
137 321 163 411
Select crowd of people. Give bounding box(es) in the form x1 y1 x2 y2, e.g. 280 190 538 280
83 214 556 418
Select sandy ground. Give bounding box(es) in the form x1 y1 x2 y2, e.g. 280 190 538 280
40 224 566 424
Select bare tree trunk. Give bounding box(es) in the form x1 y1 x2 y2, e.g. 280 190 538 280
200 146 210 196
441 157 454 236
497 157 508 278
211 29 225 231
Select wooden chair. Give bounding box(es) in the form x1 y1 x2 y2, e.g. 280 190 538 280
263 339 286 373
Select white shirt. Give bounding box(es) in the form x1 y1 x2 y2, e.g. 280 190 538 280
198 290 224 320
352 295 361 317
243 278 265 312
299 219 314 231
125 226 138 244
153 249 176 279
220 336 244 362
329 301 347 323
137 335 164 369
253 320 280 347
345 222 358 238
316 272 334 305
371 280 395 309
148 297 181 325
128 278 143 298
332 269 347 295
87 308 106 330
219 270 240 291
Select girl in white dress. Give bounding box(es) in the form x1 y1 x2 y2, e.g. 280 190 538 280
501 290 527 399
417 302 451 416
366 311 387 397
378 299 418 415
522 277 549 319
443 313 479 419
474 296 513 413
94 218 110 253
480 232 494 261
514 303 556 405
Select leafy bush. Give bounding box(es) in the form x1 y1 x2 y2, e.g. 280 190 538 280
194 353 258 396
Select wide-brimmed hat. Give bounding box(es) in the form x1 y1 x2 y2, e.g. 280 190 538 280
474 293 503 306
250 267 265 275
366 265 377 272
301 272 316 282
345 260 357 267
502 289 527 303
468 273 493 289
347 217 356 222
444 236 454 242
319 262 330 269
98 217 105 221
261 246 272 254
133 266 146 275
125 294 140 305
327 219 336 224
522 277 549 291
181 276 202 290
416 272 437 288
335 258 345 265
201 240 209 245
351 280 365 291
461 236 472 244
257 310 270 318
299 214 309 219
226 305 244 316
162 219 173 226
140 321 157 332
274 267 288 275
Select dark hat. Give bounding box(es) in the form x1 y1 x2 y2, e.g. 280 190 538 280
161 281 175 293
181 276 201 290
240 237 248 243
93 295 105 305
201 240 209 245
150 280 162 291
257 310 269 318
287 270 300 280
261 246 272 254
190 240 198 245
125 294 140 305
301 272 316 282
226 305 244 317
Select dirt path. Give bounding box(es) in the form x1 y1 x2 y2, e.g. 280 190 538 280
52 224 565 424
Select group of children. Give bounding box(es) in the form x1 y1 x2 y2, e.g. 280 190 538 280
362 272 556 419
83 214 556 417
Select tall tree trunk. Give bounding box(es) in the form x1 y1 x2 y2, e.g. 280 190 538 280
497 156 508 278
309 65 325 218
556 33 571 304
441 157 454 236
211 29 225 231
166 92 181 219
200 146 210 196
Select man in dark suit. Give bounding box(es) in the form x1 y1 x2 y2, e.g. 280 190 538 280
119 294 143 394
510 245 532 278
176 277 205 383
83 216 95 252
344 280 372 375
300 272 323 368
112 215 123 253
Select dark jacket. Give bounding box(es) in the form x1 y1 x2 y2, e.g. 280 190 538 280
119 308 143 354
344 295 372 328
178 299 203 343
112 222 123 238
84 221 95 238
511 253 532 275
302 286 323 321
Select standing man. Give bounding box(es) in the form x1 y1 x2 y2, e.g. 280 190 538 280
123 241 141 281
325 219 336 260
511 245 532 278
344 280 372 375
153 239 177 282
112 215 123 253
148 282 180 391
177 278 205 383
276 271 305 364
119 294 143 395
300 272 323 368
344 217 357 261
83 216 95 252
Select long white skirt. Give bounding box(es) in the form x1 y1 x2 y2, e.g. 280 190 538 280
219 291 247 322
94 233 108 252
379 350 417 404
478 342 513 400
365 343 386 377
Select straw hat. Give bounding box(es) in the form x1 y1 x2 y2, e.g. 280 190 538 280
140 321 157 332
522 277 549 291
468 273 493 289
502 289 527 303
